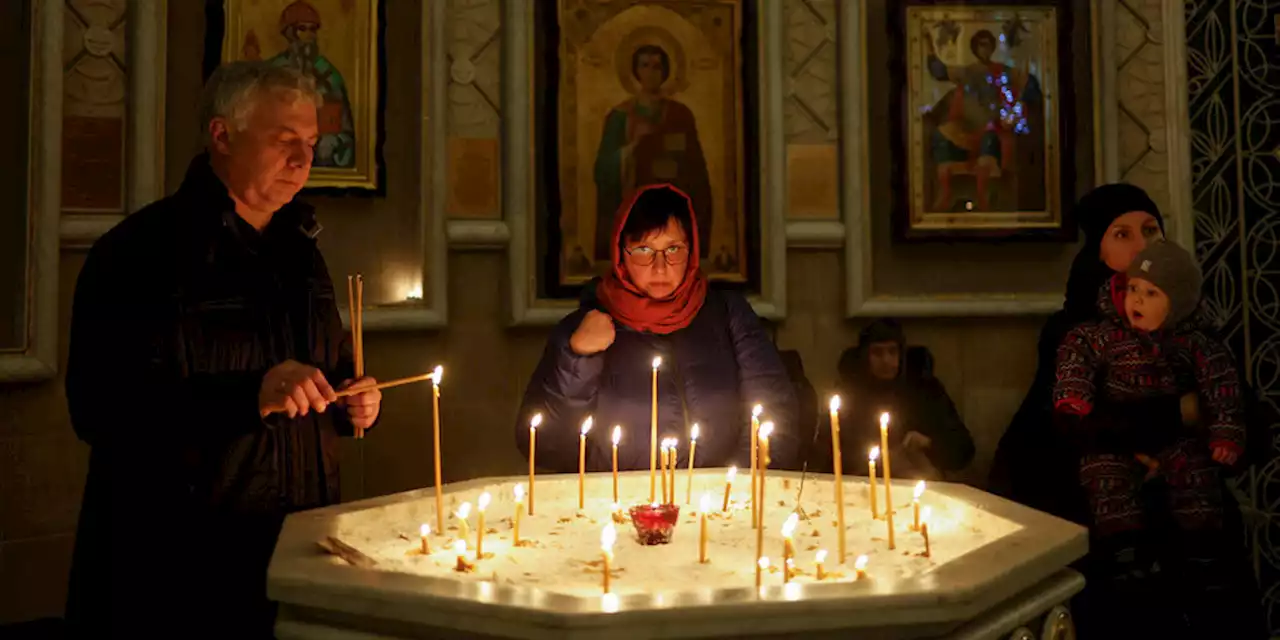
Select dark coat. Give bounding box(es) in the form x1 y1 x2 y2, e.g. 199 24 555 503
516 285 800 474
64 155 362 638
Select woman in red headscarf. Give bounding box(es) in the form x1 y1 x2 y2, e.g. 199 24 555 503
516 184 798 474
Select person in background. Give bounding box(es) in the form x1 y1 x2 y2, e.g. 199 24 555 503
816 319 974 480
64 62 381 638
516 184 798 475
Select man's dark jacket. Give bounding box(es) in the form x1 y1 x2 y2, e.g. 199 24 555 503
64 155 362 637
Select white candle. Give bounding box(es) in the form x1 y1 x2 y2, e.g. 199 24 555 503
476 492 490 559
601 523 617 594
579 417 593 510
431 366 445 532
528 413 542 515
722 465 736 512
453 539 469 572
912 480 926 531
686 423 700 505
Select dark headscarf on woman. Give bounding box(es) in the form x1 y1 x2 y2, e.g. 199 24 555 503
987 183 1164 521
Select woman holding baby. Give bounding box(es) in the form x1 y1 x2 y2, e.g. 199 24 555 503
990 184 1265 638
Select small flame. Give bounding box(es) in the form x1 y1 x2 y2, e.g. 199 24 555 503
752 404 763 418
420 523 430 537
855 555 868 570
431 365 444 385
478 492 491 512
457 502 471 519
612 425 622 445
829 395 841 412
727 466 737 481
690 423 700 441
781 513 798 538
879 412 890 430
914 480 926 499
611 502 620 513
652 356 662 369
530 413 542 429
601 523 617 552
759 422 775 440
699 492 711 512
514 484 525 502
582 416 593 435
454 540 466 556
815 549 828 564
869 446 880 462
758 557 770 570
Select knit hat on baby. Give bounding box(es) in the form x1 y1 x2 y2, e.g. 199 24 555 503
1125 240 1203 326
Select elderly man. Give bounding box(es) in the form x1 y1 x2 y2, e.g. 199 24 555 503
64 62 380 638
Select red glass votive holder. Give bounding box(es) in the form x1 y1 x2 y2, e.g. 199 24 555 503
629 503 681 545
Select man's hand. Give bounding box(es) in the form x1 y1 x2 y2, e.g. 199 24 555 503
339 377 382 431
259 360 338 418
902 431 933 450
569 310 616 355
1211 444 1240 466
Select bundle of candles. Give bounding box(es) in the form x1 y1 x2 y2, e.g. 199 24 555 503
388 355 943 596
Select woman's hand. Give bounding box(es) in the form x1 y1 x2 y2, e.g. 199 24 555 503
569 310 616 355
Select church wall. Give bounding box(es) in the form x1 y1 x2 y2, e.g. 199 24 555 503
0 0 1184 624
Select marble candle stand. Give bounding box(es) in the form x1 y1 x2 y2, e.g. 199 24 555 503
269 470 1087 640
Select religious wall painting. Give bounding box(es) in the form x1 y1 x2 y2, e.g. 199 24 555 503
894 4 1070 240
221 0 380 190
557 0 746 284
62 0 127 213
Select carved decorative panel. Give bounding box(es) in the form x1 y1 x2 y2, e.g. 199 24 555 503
446 0 502 219
61 0 126 213
1113 0 1171 215
784 0 837 143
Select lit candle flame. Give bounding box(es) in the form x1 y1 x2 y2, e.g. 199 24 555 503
514 484 525 503
420 523 430 537
727 466 737 481
478 492 491 512
815 549 828 564
752 404 763 418
758 557 770 570
582 416 593 435
879 412 890 431
530 413 542 430
829 395 841 412
869 446 880 462
457 502 471 519
855 555 868 570
430 365 444 385
690 423 700 441
454 540 466 556
759 421 775 440
601 523 617 553
612 425 621 445
699 492 711 512
914 480 926 499
781 513 798 539
611 502 620 513
652 356 662 369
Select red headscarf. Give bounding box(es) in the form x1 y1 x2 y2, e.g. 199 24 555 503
596 184 708 334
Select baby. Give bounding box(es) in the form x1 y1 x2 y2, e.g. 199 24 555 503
1053 240 1244 538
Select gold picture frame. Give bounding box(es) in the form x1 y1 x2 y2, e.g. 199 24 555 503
221 0 380 190
555 0 747 284
899 5 1063 239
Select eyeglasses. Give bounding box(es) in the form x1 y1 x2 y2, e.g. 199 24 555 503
623 245 689 267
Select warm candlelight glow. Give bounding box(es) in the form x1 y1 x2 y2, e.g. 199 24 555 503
478 493 491 512
529 413 541 515
690 424 700 441
870 446 880 462
582 417 593 435
880 412 890 431
601 522 617 552
759 421 775 440
420 523 431 554
816 549 828 564
781 513 798 539
652 356 662 369
530 414 543 429
579 418 592 510
431 364 446 532
430 365 444 385
855 554 869 579
828 396 847 564
879 413 894 550
912 481 926 531
922 506 932 525
727 466 738 481
457 502 471 519
752 404 763 417
700 492 711 513
914 480 925 499
610 426 621 503
420 523 430 537
454 540 466 555
723 465 736 511
782 513 798 583
829 395 841 412
514 484 525 502
686 424 700 505
815 549 828 580
612 426 621 445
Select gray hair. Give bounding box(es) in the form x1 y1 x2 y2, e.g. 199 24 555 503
200 61 323 144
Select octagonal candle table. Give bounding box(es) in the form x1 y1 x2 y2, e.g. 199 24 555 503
268 469 1087 640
